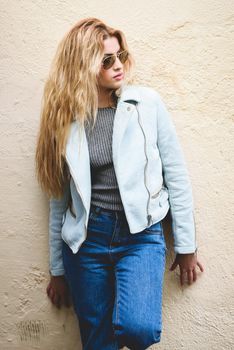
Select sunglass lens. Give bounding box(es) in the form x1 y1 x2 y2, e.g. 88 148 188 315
103 56 115 70
119 51 129 63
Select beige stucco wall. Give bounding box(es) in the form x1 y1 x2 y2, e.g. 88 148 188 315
1 1 233 349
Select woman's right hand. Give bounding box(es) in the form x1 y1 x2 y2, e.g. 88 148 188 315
46 275 71 309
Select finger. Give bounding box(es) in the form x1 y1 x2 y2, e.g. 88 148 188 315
46 284 51 296
193 269 197 282
51 292 56 306
52 293 60 309
180 268 186 286
48 287 54 301
197 261 204 272
187 270 193 285
170 260 178 271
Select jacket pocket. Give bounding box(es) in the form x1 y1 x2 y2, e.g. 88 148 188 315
159 186 169 207
68 200 76 219
151 187 161 199
144 221 163 234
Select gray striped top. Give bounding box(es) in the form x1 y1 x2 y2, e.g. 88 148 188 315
84 107 124 211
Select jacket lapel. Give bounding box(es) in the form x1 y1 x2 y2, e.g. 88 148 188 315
65 119 91 213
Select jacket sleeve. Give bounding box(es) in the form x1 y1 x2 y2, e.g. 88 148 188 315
49 178 70 276
155 92 198 254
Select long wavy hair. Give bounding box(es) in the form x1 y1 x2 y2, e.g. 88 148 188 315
35 17 135 199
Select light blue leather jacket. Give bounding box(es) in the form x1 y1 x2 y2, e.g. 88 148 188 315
49 84 197 276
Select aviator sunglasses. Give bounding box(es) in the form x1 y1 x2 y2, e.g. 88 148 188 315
101 50 129 70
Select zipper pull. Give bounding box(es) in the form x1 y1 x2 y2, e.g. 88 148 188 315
147 214 152 226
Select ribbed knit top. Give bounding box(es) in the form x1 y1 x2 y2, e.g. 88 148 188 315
84 107 124 211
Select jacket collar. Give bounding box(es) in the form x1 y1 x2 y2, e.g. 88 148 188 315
118 84 141 104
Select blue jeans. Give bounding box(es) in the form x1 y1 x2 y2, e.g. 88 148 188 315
62 204 167 350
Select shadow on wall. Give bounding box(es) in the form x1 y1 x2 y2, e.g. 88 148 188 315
162 209 174 254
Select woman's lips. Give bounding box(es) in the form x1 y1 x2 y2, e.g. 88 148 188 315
113 73 124 80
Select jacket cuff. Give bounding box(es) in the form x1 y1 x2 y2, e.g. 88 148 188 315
49 268 65 276
174 246 198 254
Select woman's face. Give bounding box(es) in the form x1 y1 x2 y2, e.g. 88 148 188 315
97 36 125 91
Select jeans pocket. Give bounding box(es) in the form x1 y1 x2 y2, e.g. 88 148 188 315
88 209 106 223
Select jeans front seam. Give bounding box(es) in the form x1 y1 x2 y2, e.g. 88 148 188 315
110 212 120 349
108 211 118 263
113 266 120 346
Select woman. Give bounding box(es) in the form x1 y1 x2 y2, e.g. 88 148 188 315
35 17 204 350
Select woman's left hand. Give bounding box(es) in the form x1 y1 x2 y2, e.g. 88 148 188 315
169 252 204 286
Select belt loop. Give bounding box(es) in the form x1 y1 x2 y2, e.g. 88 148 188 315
95 206 101 214
115 211 118 221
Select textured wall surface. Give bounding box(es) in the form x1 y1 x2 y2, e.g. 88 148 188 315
1 1 233 349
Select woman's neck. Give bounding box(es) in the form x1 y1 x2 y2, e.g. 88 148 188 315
98 89 118 108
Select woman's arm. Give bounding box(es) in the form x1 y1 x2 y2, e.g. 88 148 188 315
47 177 72 307
155 91 197 254
49 179 70 276
155 91 204 285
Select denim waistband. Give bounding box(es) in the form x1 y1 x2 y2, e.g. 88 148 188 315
90 203 126 218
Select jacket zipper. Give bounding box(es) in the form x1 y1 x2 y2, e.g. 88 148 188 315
135 103 152 227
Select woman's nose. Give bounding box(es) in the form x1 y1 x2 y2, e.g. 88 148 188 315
113 56 123 69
